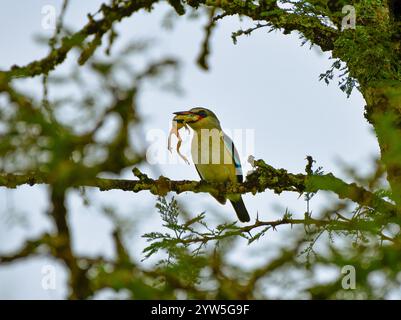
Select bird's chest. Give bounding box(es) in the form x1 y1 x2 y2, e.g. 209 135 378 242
191 131 235 182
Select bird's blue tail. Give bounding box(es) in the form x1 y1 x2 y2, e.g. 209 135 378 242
230 197 250 222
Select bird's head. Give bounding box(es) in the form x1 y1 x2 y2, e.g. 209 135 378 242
173 107 221 130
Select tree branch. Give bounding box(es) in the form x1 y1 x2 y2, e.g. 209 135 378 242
0 233 53 264
0 0 341 80
0 159 396 217
162 216 393 245
198 0 339 52
0 0 159 79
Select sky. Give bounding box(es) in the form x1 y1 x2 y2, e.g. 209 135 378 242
0 1 379 299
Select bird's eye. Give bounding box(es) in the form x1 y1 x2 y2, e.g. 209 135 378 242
197 110 207 117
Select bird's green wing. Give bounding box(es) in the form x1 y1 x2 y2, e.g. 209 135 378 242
222 132 243 183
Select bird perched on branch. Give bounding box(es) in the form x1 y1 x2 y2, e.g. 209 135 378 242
172 107 250 222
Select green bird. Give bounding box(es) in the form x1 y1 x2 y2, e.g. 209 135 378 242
173 107 250 222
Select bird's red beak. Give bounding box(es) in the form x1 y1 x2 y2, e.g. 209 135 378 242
173 111 201 123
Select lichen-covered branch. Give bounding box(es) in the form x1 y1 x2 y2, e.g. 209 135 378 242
0 159 396 218
197 0 339 52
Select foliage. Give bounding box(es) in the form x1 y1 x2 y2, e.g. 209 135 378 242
1 0 401 299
